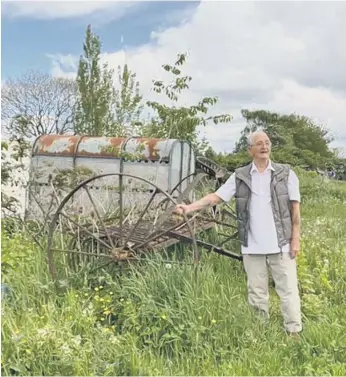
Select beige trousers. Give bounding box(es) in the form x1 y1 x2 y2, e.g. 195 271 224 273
242 252 302 333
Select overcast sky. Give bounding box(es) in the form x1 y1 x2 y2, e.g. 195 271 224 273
2 1 346 155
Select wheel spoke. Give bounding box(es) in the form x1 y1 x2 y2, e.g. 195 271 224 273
59 212 112 250
83 185 116 249
124 188 159 246
169 173 196 197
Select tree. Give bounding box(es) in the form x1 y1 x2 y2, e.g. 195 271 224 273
207 109 342 172
231 109 337 169
205 146 251 172
114 64 144 137
142 53 232 153
234 110 292 152
1 138 31 216
235 109 333 157
1 70 76 139
74 25 117 136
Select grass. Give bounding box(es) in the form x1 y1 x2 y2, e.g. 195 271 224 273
1 170 346 376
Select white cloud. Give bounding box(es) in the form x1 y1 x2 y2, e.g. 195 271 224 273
48 1 346 155
2 0 140 20
47 54 78 79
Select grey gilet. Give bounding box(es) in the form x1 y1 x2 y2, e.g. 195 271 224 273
234 162 292 250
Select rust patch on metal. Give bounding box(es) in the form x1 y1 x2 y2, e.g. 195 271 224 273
76 137 170 161
33 135 81 156
76 137 126 158
32 135 173 161
137 138 162 160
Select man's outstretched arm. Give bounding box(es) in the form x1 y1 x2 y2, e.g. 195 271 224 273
175 193 223 214
175 173 236 215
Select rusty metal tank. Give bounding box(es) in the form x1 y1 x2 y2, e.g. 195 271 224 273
27 135 196 219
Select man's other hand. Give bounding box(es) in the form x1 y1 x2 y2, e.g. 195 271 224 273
290 238 300 258
174 204 192 215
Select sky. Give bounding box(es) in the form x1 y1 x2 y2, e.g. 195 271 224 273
1 0 346 156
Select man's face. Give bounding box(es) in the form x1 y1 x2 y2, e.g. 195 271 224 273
248 133 272 160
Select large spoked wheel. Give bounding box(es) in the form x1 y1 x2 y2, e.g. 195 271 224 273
46 173 198 281
171 174 240 258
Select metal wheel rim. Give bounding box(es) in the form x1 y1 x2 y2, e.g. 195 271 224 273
46 172 199 280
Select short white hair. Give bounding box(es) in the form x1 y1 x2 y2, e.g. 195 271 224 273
247 130 268 147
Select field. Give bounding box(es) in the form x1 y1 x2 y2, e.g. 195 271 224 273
1 170 346 376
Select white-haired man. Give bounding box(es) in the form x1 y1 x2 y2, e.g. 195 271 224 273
175 131 302 336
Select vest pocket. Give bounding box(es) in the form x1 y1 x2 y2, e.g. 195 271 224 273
277 194 290 218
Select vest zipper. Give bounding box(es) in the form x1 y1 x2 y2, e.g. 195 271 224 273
246 187 251 247
270 173 281 250
245 177 252 247
236 175 252 247
271 173 286 252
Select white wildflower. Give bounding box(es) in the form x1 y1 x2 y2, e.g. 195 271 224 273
109 335 120 345
60 343 72 354
37 328 49 337
72 335 82 347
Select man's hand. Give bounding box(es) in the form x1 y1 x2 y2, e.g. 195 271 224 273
290 200 301 259
173 193 222 216
290 238 300 258
174 204 192 215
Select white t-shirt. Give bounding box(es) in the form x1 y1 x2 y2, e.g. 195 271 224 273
215 161 300 255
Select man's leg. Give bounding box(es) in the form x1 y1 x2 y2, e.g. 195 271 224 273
267 253 302 333
242 254 269 317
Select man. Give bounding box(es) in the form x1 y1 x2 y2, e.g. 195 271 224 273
175 131 302 336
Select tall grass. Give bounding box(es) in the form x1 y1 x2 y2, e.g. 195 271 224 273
2 170 346 376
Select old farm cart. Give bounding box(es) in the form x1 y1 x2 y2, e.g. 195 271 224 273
27 135 241 279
